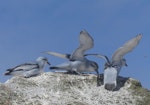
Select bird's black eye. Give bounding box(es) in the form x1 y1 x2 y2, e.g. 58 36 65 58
112 65 118 68
43 58 47 61
105 63 110 67
104 63 110 70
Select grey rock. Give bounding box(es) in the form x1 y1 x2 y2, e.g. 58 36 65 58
0 72 150 105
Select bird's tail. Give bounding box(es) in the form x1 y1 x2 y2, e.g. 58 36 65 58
105 84 116 91
4 71 11 75
4 68 14 75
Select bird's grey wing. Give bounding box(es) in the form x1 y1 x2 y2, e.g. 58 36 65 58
85 54 110 64
71 30 94 60
44 51 71 60
50 62 72 71
8 63 39 72
112 34 142 61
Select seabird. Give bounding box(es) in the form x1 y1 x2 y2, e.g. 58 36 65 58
45 30 101 86
85 34 142 90
4 57 50 78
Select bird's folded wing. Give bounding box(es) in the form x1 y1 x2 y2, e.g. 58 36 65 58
8 63 39 71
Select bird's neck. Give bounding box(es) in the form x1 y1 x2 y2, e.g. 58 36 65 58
37 61 46 68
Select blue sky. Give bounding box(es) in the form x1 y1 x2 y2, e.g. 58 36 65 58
0 0 149 90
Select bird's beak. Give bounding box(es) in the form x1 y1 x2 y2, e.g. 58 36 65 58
47 61 51 65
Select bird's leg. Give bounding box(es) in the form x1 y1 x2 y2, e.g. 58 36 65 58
73 71 82 75
96 70 102 86
72 68 82 75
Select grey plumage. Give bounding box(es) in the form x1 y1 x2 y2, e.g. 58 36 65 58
45 30 101 86
4 57 50 78
71 30 94 60
45 51 71 60
45 30 94 61
85 34 142 90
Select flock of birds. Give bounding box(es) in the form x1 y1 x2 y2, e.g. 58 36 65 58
4 30 142 91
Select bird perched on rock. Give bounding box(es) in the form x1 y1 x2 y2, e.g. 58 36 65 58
4 57 50 78
45 30 102 86
85 34 142 90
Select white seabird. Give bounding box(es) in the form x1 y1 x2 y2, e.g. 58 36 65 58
4 57 50 78
85 34 142 90
45 30 101 86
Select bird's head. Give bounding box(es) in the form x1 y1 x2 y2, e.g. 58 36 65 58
36 57 51 65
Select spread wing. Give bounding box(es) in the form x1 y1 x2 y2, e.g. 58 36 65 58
112 34 142 62
44 51 71 60
71 30 94 60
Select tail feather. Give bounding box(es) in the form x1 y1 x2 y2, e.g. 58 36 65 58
4 71 11 75
4 68 14 75
105 84 116 91
6 68 13 71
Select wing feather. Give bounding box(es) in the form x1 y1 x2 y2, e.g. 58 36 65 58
44 51 71 59
7 63 39 72
71 30 94 60
112 34 142 61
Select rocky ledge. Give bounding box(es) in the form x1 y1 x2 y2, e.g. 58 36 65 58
0 72 150 105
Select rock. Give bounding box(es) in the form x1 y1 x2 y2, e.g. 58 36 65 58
0 72 150 105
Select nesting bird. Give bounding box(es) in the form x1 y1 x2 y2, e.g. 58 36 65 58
86 34 142 90
4 57 50 78
45 30 101 86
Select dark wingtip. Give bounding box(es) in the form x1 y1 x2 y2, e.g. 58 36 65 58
137 34 143 39
50 67 58 69
104 84 116 91
80 29 88 34
4 69 13 75
47 62 51 65
66 54 71 59
4 72 10 75
6 68 12 71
